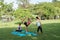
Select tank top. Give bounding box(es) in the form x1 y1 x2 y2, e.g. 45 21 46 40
36 20 40 27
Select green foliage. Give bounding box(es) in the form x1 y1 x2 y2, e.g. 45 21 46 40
13 8 33 19
0 0 4 2
0 0 60 20
31 2 60 19
17 0 29 8
15 0 60 19
0 2 14 18
52 0 57 2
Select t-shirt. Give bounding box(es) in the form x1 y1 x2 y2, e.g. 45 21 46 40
36 20 41 27
27 21 31 25
18 26 21 30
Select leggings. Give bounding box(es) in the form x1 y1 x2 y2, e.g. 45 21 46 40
37 26 42 33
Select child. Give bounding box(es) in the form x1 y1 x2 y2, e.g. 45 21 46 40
21 17 31 32
16 23 22 32
36 16 43 33
24 18 31 32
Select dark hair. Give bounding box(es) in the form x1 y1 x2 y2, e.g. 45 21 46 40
36 17 39 19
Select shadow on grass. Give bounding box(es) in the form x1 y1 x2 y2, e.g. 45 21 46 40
0 23 60 40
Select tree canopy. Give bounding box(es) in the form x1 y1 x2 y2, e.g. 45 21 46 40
0 0 60 20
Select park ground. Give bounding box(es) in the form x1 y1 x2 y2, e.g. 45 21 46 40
0 19 60 40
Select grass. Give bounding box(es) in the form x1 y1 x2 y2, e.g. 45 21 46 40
0 19 60 40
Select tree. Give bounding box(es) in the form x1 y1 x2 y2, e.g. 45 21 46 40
52 0 57 2
16 0 30 8
31 2 60 19
53 1 60 8
0 0 4 2
13 8 33 19
0 2 4 19
0 2 14 21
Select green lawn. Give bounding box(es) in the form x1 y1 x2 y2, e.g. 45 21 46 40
0 20 60 40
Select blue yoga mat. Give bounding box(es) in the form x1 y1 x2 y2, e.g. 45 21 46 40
11 31 26 36
26 32 32 34
11 30 37 36
18 34 26 36
11 31 19 35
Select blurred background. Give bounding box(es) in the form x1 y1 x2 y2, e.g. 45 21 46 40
0 0 60 22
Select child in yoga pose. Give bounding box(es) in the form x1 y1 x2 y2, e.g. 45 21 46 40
21 17 31 32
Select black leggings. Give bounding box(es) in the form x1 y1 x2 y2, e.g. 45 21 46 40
37 26 42 33
16 30 22 32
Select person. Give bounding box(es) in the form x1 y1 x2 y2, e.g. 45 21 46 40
24 18 31 32
16 23 22 32
21 17 31 32
36 16 43 33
